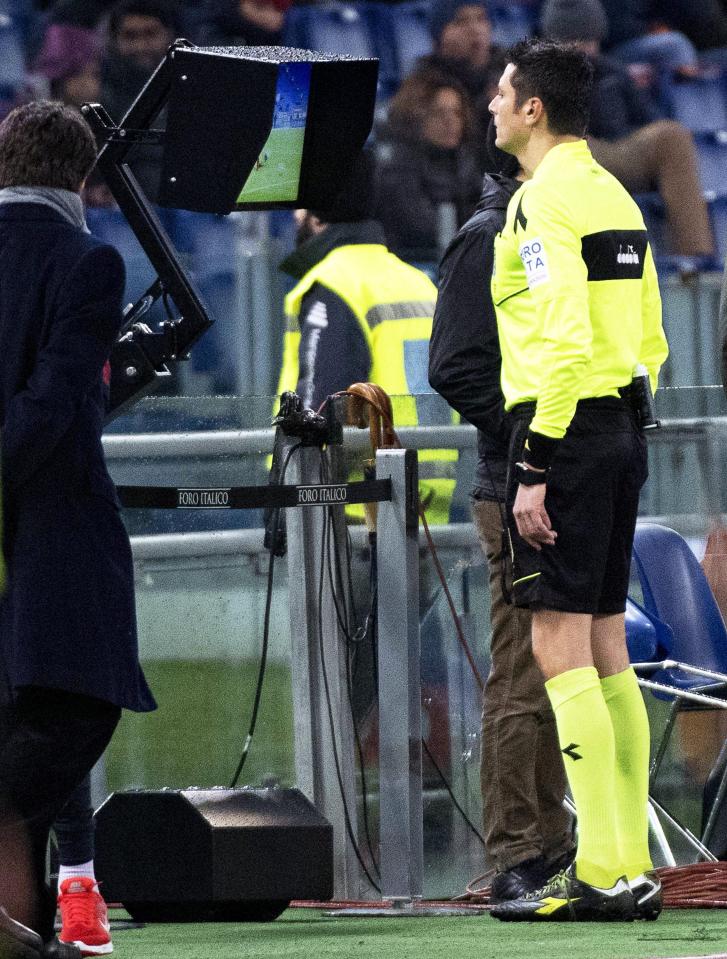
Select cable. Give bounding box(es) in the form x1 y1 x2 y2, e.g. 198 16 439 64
229 440 301 788
338 383 485 692
316 482 382 893
318 386 489 856
320 452 381 878
422 738 486 850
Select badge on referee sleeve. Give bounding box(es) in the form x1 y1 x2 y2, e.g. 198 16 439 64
519 237 550 289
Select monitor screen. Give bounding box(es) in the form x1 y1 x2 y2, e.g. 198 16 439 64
236 61 312 205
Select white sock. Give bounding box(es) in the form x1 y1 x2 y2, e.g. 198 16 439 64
58 861 97 889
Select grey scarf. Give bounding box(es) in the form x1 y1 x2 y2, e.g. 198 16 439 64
0 186 89 233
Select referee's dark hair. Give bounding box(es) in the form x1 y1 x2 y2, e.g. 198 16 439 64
0 100 96 191
506 38 593 138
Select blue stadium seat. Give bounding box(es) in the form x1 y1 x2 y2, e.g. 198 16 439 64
625 596 662 663
169 212 240 392
709 196 727 262
635 192 668 258
663 75 727 135
0 11 26 90
282 3 376 60
695 133 727 200
86 208 158 306
367 1 433 94
490 2 535 47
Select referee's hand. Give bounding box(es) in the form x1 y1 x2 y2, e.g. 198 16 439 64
513 484 557 550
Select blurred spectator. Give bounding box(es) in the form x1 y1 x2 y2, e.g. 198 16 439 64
541 0 715 262
100 0 180 199
47 0 116 29
598 0 701 79
414 0 506 173
375 71 481 261
34 23 101 108
33 22 115 208
199 0 292 46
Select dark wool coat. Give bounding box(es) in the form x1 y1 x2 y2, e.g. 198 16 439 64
0 203 155 712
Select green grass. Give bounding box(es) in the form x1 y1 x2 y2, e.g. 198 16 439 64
108 908 727 959
237 127 306 203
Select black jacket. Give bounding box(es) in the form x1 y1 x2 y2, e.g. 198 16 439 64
429 174 521 500
0 203 156 712
374 135 482 262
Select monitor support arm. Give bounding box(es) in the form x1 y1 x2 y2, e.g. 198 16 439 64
82 39 213 421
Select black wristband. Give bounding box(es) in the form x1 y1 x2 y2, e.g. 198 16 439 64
515 461 547 486
524 429 561 470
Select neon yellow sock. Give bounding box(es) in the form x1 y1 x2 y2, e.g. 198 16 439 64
545 666 622 888
601 667 653 881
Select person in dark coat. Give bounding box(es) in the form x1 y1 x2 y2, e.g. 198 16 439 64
428 120 574 902
0 100 155 958
375 70 482 262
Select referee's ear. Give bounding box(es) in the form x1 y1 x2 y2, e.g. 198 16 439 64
524 97 544 127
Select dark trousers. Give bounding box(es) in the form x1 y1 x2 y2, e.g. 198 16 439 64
0 687 119 940
54 774 94 867
472 499 573 872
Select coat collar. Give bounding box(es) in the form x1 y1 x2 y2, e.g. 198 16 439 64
0 202 81 227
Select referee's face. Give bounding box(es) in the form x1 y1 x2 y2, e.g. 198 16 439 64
489 64 528 157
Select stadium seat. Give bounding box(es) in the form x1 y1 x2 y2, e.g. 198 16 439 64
663 75 727 135
282 3 376 60
490 2 535 47
625 596 662 663
631 523 727 858
86 208 158 307
695 133 727 200
709 197 727 262
635 192 668 259
366 1 433 95
0 10 26 91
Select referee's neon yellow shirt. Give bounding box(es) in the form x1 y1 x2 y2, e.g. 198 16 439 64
492 139 669 440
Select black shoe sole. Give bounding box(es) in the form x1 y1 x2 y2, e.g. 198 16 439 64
491 895 635 923
0 927 41 959
492 909 633 922
632 903 662 921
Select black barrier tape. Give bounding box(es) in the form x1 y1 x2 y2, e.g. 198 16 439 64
116 478 393 510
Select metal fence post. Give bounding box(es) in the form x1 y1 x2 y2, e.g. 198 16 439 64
285 440 361 900
375 448 422 902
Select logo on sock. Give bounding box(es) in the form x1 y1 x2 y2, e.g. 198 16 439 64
562 742 583 761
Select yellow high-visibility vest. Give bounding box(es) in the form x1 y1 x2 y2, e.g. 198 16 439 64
279 242 457 523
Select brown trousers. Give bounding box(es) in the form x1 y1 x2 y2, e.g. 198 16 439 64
472 498 573 871
590 121 714 257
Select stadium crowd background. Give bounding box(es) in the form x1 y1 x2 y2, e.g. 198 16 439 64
2 0 727 398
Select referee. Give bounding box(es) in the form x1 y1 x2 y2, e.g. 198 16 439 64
487 39 668 922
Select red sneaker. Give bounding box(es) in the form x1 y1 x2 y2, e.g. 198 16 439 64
58 878 113 956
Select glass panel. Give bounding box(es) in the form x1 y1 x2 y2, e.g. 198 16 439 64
104 385 727 898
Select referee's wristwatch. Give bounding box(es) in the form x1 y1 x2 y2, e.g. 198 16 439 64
515 461 548 486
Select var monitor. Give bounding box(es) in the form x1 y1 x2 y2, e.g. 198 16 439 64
159 45 378 214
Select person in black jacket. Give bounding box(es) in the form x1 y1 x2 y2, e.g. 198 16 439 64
428 120 573 902
0 101 155 959
374 70 482 262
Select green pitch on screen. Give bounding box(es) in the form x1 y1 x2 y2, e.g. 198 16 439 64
237 127 306 203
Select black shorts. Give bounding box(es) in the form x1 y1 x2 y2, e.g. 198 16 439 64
505 397 648 614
